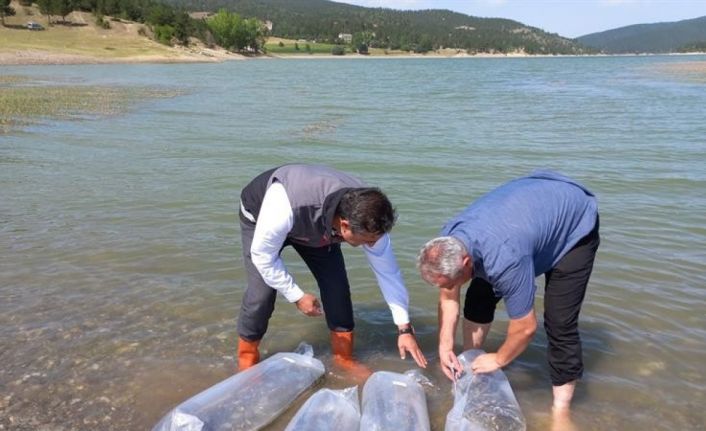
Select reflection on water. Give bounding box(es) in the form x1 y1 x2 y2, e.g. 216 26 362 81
1 56 705 430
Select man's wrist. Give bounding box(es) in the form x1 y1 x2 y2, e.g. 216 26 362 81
397 324 414 335
287 287 306 304
494 353 507 367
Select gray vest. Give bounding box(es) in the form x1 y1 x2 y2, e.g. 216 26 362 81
240 164 365 247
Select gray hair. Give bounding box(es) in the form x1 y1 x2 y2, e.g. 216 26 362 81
416 236 467 283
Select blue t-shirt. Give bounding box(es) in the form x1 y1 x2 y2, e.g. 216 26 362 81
441 170 598 319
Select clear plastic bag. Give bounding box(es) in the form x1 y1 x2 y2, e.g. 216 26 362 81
284 386 360 431
359 370 431 431
445 349 526 431
152 343 325 431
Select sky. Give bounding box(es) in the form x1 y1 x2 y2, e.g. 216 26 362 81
333 0 706 38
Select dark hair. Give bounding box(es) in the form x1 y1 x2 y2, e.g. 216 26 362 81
337 188 396 235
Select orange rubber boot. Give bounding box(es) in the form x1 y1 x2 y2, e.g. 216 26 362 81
330 331 372 380
237 337 260 371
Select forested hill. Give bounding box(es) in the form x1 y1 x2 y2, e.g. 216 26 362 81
164 0 590 54
577 16 706 53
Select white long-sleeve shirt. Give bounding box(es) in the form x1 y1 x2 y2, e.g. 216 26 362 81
249 182 410 325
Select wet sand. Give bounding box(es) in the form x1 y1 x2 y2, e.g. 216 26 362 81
0 48 245 65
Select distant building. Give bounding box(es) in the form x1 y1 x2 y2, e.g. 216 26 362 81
338 33 353 44
189 12 214 20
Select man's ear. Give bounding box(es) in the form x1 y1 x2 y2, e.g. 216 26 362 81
461 254 474 279
339 218 350 232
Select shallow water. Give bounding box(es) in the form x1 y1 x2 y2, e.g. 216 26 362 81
1 56 705 430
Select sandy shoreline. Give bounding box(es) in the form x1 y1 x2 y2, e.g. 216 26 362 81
1 49 705 66
0 48 247 66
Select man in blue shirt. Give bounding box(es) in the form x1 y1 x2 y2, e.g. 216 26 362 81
417 170 599 411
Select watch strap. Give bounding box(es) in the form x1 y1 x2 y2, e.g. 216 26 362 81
398 325 414 335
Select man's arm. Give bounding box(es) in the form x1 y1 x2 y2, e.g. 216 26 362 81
363 234 409 324
250 183 321 316
472 256 537 373
363 234 427 368
471 309 537 373
438 284 462 380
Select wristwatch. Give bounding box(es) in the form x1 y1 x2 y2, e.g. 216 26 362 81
398 324 414 336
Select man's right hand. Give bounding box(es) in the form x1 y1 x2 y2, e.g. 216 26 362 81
439 348 462 381
295 293 323 317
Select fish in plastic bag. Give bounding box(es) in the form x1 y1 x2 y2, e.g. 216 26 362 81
359 370 431 431
445 349 526 431
152 342 325 431
284 386 359 431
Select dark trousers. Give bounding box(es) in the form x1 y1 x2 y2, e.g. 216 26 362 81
237 217 355 341
464 216 600 386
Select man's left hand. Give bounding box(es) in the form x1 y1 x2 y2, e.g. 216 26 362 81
471 353 502 374
398 334 428 368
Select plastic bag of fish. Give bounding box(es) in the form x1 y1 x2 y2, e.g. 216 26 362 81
360 370 431 431
285 386 359 431
445 349 526 431
152 343 325 431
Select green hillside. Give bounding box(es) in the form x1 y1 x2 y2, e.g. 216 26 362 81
165 0 590 54
577 16 706 53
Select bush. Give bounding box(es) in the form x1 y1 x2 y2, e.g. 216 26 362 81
278 41 284 47
153 24 175 45
95 14 110 29
19 0 32 6
207 10 266 52
412 44 429 54
331 45 345 55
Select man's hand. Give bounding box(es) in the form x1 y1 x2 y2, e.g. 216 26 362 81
439 348 462 381
295 293 322 316
398 333 428 368
471 353 502 374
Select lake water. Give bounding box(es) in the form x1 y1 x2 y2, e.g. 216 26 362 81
1 56 705 430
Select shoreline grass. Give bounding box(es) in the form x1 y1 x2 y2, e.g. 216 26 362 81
0 76 183 133
265 40 341 55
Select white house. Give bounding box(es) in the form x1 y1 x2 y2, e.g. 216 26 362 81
338 33 353 44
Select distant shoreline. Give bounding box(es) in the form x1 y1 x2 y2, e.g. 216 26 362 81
0 48 247 66
270 52 706 60
1 1 704 67
2 50 705 66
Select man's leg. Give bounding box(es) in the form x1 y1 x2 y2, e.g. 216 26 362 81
291 243 354 332
463 277 502 350
544 217 600 409
236 218 278 370
463 320 492 349
292 243 369 377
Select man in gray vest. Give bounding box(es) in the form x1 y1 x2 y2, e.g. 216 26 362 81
237 164 427 373
417 170 599 412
